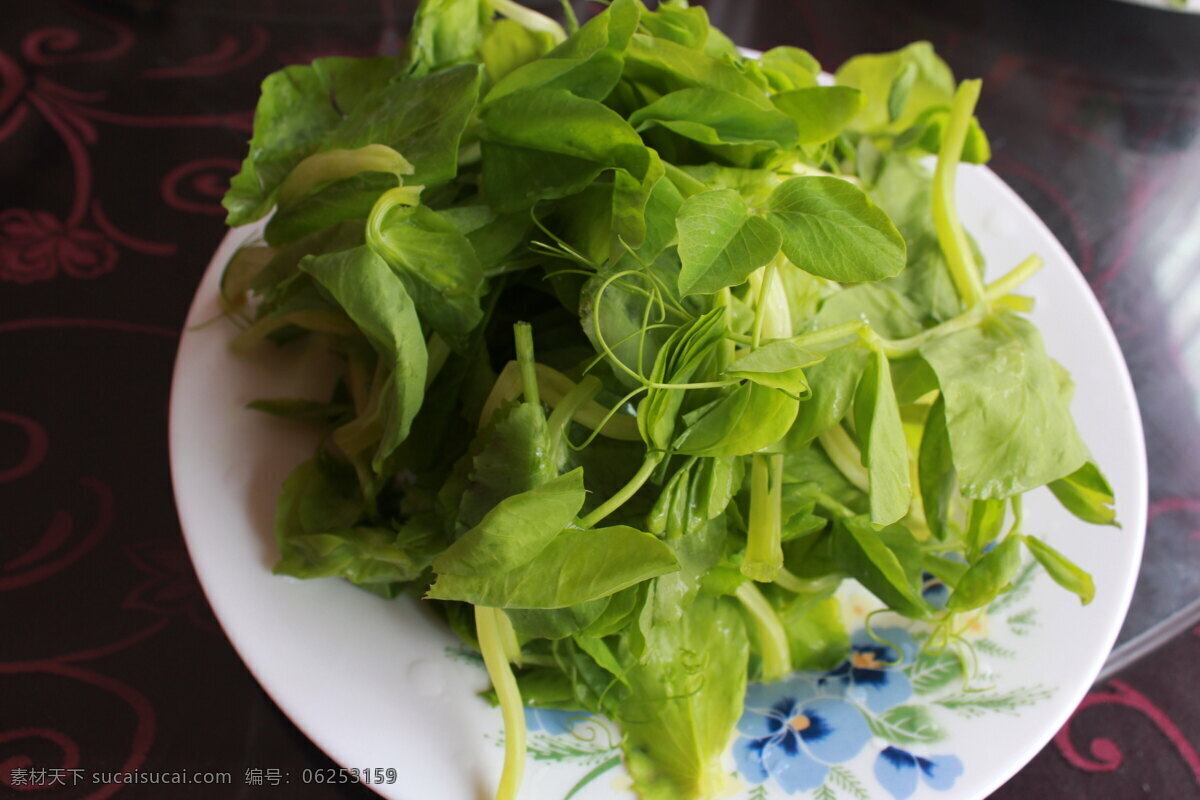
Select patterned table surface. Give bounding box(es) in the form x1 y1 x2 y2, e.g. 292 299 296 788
2 0 1198 797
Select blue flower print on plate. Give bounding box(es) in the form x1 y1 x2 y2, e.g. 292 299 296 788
734 676 871 793
524 707 590 736
820 627 917 713
920 571 950 610
874 746 964 799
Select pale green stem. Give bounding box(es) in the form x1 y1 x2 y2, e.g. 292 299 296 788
933 80 986 308
475 606 526 800
279 144 412 207
985 255 1044 302
750 259 779 349
220 244 273 313
662 162 709 196
424 333 451 390
492 0 567 41
513 322 541 411
774 568 841 595
994 294 1034 313
494 607 523 667
743 454 784 582
559 0 580 33
786 158 862 186
760 256 794 341
229 310 357 353
735 582 793 682
728 252 1040 360
479 361 642 440
717 288 736 370
578 452 664 529
812 489 857 520
819 424 870 494
546 376 602 464
868 305 986 358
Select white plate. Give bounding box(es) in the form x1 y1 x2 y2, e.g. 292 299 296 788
170 161 1147 800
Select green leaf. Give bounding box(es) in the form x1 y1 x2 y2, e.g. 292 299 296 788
894 106 992 164
766 176 907 282
250 221 365 294
965 498 1007 557
833 516 929 618
778 594 849 670
481 142 608 212
783 345 870 449
325 63 483 188
816 283 923 339
920 313 1089 498
1023 535 1095 605
834 41 955 134
400 0 492 75
643 517 730 635
507 600 612 641
636 308 728 450
583 584 646 638
246 397 351 423
486 0 638 102
675 189 781 296
918 395 956 541
276 523 438 587
757 46 820 91
854 349 912 526
630 88 799 147
647 457 739 540
481 87 650 211
624 33 772 108
455 402 560 533
892 355 940 405
638 4 710 49
223 57 396 225
573 633 627 682
580 264 672 392
431 471 678 608
367 189 485 348
429 524 679 608
869 153 964 323
265 171 399 245
618 595 748 800
273 458 439 588
725 340 823 395
276 143 413 208
771 86 866 145
946 534 1023 612
482 86 646 166
678 164 782 208
300 246 427 470
479 18 559 83
888 62 919 123
612 149 665 248
673 382 799 457
1048 461 1118 527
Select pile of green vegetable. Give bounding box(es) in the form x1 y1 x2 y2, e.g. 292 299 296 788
219 1 1117 798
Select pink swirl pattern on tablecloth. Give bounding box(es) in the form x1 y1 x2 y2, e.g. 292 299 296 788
1054 680 1200 780
1 2 1197 798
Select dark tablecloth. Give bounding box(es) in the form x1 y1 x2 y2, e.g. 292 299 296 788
2 1 1199 798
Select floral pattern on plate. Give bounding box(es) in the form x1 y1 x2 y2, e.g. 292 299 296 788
479 562 1058 800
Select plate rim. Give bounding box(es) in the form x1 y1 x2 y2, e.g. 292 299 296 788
168 167 1148 800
